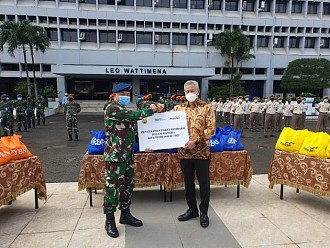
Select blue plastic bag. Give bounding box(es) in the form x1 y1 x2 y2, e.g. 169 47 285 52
88 130 106 155
222 130 244 151
210 128 224 152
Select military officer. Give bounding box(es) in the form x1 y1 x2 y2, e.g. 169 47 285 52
64 94 81 141
36 95 46 125
316 96 330 132
0 94 14 136
13 94 28 132
164 93 174 111
26 95 37 128
290 96 304 130
103 83 163 238
263 95 277 137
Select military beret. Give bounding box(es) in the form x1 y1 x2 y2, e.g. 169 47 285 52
68 94 75 98
171 95 176 99
17 94 22 97
112 83 132 93
1 94 7 98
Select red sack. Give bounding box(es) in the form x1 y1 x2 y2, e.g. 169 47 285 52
1 134 32 161
0 140 12 165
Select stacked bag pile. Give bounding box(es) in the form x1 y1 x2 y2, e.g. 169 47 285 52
210 125 244 152
275 127 330 158
0 134 33 165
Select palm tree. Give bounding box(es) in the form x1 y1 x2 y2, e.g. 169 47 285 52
26 23 50 100
215 29 255 97
0 20 32 95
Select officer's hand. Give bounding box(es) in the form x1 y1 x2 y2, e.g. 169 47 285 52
149 104 157 112
184 140 196 150
156 103 164 113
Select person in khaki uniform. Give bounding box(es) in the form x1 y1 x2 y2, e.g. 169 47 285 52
284 97 293 127
223 98 231 124
233 96 246 134
263 95 276 137
301 98 308 129
316 96 330 132
250 97 262 132
174 80 215 228
275 97 285 132
290 96 304 130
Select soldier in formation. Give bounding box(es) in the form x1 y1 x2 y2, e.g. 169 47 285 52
36 95 46 125
315 95 330 132
64 94 81 141
0 94 14 136
13 94 28 132
26 95 37 128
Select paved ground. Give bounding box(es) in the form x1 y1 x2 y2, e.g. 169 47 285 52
19 113 323 182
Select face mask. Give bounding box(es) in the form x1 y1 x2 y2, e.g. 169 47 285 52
278 100 282 103
324 99 328 103
238 99 243 103
245 98 249 101
185 93 197 102
17 97 22 100
254 99 258 103
226 100 229 103
118 95 130 106
302 100 305 103
265 99 268 102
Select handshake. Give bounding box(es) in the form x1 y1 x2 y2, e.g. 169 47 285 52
149 103 164 113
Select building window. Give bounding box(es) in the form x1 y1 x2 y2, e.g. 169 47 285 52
190 34 204 45
136 32 152 44
225 0 238 11
274 68 285 75
307 2 318 14
324 3 330 15
262 0 271 12
209 0 221 10
173 0 187 8
120 32 134 43
255 68 266 75
99 31 116 43
305 38 315 48
118 0 134 6
1 63 19 71
61 30 77 42
42 64 52 72
274 37 285 48
84 0 96 3
291 2 302 13
46 28 58 41
155 33 170 45
136 0 152 7
275 0 286 13
60 0 76 2
247 36 254 48
98 0 115 4
191 0 204 9
321 38 330 49
289 37 300 48
244 0 254 11
156 0 170 8
240 68 253 74
80 30 97 42
257 36 269 47
172 33 187 45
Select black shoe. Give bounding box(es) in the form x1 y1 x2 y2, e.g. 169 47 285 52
270 134 276 137
119 208 143 227
105 213 119 238
255 130 260 132
68 134 73 141
264 135 268 138
37 123 40 126
74 134 79 141
200 212 209 228
178 209 199 222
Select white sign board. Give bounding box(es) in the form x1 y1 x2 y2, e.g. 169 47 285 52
137 111 189 151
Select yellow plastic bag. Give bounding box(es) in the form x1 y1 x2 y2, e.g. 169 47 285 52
275 127 309 153
327 141 330 158
299 132 329 158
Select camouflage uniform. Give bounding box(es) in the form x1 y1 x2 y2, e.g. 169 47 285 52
103 102 154 214
26 97 37 128
36 98 46 125
64 100 81 140
0 96 14 136
13 97 28 131
164 98 174 111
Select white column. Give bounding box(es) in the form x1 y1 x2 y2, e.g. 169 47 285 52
323 88 330 97
200 78 209 101
56 76 66 101
131 77 140 103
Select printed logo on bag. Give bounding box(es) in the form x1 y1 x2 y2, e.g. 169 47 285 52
0 151 10 157
303 146 318 152
11 148 27 155
227 138 237 144
210 139 219 146
91 138 105 146
281 141 295 147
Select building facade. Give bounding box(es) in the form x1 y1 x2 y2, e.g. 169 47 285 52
1 0 330 101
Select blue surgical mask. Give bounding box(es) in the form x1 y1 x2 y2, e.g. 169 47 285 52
118 96 130 106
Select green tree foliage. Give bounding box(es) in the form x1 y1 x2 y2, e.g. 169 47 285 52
281 58 330 90
215 29 255 97
0 20 50 99
208 73 246 99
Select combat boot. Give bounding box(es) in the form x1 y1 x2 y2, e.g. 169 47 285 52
74 134 79 141
68 134 73 141
119 208 143 227
105 213 119 238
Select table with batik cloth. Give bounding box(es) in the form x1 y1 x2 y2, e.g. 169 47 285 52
0 156 47 209
78 150 253 206
268 150 330 199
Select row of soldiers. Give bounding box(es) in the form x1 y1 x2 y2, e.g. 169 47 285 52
136 93 186 111
211 95 329 137
0 94 47 136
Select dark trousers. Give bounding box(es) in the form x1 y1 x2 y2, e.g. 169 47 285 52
180 159 210 214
